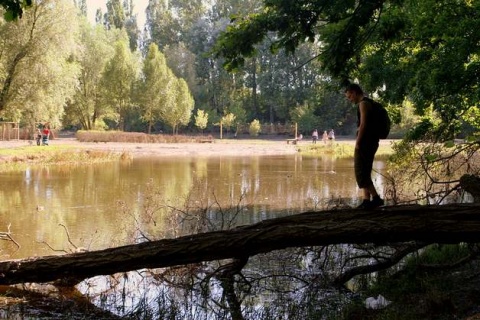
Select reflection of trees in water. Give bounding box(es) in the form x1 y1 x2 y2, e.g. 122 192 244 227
78 179 409 319
78 183 366 319
79 247 357 319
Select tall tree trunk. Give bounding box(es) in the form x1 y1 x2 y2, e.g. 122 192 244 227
0 50 27 111
251 57 258 118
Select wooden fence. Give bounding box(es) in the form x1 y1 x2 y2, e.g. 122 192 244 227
0 122 19 140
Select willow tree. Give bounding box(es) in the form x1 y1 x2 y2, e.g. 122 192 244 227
0 0 79 127
63 21 118 130
138 43 172 134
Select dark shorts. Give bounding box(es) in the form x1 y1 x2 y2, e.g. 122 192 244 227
354 141 379 188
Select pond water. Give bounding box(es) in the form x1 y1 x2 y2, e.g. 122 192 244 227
0 154 386 319
0 154 385 259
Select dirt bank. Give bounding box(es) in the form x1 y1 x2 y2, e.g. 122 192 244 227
0 136 395 158
0 137 299 158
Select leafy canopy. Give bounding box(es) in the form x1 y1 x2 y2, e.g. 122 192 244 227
0 0 32 21
213 0 480 139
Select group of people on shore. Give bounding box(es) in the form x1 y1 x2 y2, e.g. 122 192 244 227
36 123 51 146
311 129 334 144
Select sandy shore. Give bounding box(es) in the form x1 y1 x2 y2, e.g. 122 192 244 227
0 136 395 158
0 137 300 157
76 139 302 157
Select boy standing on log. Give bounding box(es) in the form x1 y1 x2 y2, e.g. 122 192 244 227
344 83 384 209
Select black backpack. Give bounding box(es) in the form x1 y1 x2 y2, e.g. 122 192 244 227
361 97 391 139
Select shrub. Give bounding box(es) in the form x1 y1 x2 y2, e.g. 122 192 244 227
249 119 261 136
75 130 213 144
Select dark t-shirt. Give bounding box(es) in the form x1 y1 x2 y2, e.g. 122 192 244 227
357 97 379 143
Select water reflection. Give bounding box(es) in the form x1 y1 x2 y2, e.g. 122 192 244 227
0 155 386 260
0 154 387 318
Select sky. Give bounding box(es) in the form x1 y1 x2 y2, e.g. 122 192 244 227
86 0 149 28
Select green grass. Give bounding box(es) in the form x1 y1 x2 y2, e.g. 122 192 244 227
297 142 394 158
0 144 130 172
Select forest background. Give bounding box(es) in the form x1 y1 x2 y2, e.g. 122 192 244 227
0 0 445 139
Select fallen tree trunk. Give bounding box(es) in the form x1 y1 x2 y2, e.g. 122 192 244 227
1 203 480 285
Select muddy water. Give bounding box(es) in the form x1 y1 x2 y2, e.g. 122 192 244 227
0 155 385 259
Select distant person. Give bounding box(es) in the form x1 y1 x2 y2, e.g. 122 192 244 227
312 129 318 144
322 130 328 144
328 129 335 141
297 133 303 141
42 123 51 146
36 127 42 146
345 83 384 209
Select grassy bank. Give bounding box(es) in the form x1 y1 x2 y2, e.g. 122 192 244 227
297 142 394 158
0 144 130 172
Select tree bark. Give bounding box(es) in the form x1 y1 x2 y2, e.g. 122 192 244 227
0 203 479 286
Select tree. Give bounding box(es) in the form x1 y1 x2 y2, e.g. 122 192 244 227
194 109 208 133
99 39 138 131
0 0 32 21
213 0 480 139
0 0 79 127
138 43 171 134
73 0 87 17
290 103 318 135
145 0 179 51
161 77 194 134
122 0 140 51
221 112 236 136
249 119 261 136
163 42 197 94
63 21 117 130
104 0 125 30
102 0 139 51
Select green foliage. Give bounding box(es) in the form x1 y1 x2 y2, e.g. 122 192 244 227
0 0 79 127
406 244 471 267
161 78 195 134
100 39 138 131
64 20 117 130
298 142 393 158
289 104 318 135
194 109 208 132
248 119 261 136
0 0 32 21
138 43 172 133
310 83 356 135
349 244 476 319
105 0 125 30
2 0 477 141
221 112 236 134
0 145 126 172
213 0 480 141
